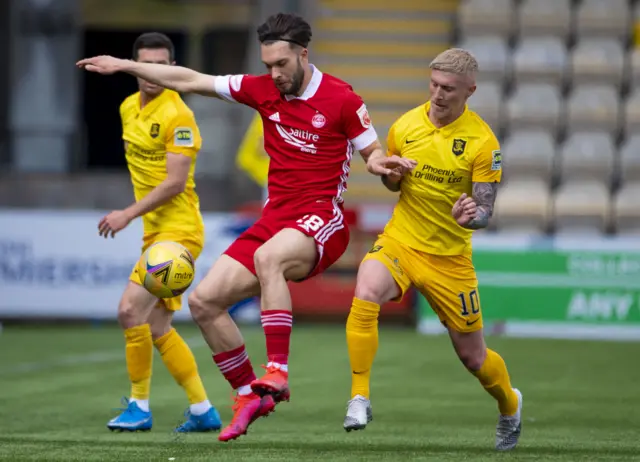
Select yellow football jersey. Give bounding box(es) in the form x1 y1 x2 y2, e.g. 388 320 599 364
383 101 502 256
120 89 204 237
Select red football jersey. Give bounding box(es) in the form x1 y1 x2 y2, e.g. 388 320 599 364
214 65 378 205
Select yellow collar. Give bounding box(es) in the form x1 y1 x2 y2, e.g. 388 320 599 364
134 89 172 119
422 101 470 137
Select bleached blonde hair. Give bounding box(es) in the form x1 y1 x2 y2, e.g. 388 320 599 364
429 48 478 77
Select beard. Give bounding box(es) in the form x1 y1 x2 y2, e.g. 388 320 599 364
280 59 305 96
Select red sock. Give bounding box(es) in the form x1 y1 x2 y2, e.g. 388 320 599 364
261 310 293 365
212 345 256 391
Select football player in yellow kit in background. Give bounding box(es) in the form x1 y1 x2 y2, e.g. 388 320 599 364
343 48 522 451
97 32 221 433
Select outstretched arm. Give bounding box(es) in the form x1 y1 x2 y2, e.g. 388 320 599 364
77 56 218 97
360 140 416 189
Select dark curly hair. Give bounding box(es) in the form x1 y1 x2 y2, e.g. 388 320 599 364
257 13 312 49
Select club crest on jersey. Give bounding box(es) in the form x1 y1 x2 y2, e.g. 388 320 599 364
149 123 160 138
452 138 467 156
312 113 326 128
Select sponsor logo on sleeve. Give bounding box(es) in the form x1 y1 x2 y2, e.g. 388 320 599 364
491 150 502 171
174 127 194 147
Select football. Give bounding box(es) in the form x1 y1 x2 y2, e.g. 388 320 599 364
137 241 195 299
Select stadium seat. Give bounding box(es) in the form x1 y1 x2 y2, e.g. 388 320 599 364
613 181 640 234
457 36 510 83
511 37 567 87
618 135 640 184
493 176 551 233
558 131 616 185
566 84 621 137
570 38 626 88
467 81 503 131
505 83 563 135
501 129 555 181
552 180 611 234
623 89 640 137
517 0 572 40
457 0 515 40
575 0 631 41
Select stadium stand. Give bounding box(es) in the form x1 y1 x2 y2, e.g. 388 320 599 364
303 0 640 236
457 0 640 235
314 0 456 204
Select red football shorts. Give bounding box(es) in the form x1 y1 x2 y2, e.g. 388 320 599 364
224 199 350 281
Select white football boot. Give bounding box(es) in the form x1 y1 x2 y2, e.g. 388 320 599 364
495 388 523 451
343 395 373 432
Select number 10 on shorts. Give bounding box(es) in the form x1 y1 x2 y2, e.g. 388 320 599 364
458 289 480 316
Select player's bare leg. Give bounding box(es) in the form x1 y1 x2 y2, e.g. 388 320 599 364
188 255 273 441
250 228 318 401
146 306 220 432
449 328 522 451
343 259 400 431
107 282 158 431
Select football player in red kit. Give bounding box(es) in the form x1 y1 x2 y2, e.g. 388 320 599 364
78 13 416 441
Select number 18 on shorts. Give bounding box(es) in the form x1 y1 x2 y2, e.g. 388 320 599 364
224 203 350 281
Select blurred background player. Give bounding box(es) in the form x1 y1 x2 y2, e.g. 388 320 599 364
343 48 522 451
236 112 269 204
97 32 221 433
78 13 413 441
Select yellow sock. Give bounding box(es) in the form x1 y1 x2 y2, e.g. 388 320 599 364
124 324 153 400
346 297 380 399
471 349 518 415
154 328 208 405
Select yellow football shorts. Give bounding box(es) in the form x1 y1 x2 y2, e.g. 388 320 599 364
362 234 483 333
129 232 204 312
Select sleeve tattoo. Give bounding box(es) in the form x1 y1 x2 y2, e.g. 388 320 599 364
466 182 499 229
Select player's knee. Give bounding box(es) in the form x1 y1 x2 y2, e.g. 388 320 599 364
148 307 173 340
253 246 282 279
353 284 386 305
117 299 144 329
354 274 399 305
188 288 226 325
355 260 400 304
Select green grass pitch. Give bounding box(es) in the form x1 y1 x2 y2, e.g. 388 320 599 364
0 323 638 461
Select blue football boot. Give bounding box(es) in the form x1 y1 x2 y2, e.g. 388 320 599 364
175 406 222 433
107 397 153 432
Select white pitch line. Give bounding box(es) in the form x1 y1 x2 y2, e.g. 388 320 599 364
0 336 206 377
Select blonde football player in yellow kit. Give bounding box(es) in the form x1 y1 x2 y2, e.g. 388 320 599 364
344 49 522 451
98 32 221 433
